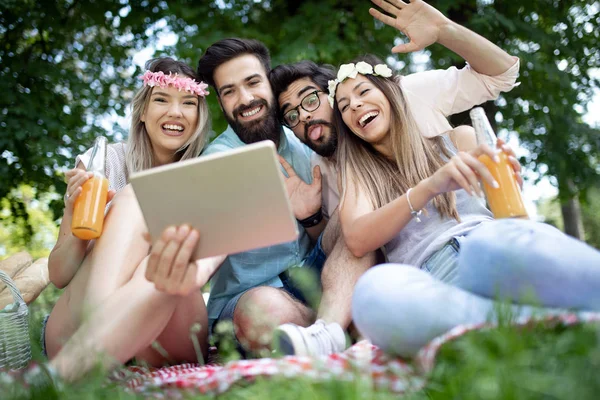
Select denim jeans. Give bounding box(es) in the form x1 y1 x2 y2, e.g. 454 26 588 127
421 236 463 284
352 219 600 357
457 218 600 310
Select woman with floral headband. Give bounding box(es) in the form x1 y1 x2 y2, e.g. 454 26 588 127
330 54 600 357
42 57 219 381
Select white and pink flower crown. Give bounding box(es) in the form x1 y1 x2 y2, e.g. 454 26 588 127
140 70 210 97
327 61 393 108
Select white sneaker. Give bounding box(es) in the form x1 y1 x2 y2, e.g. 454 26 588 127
273 319 347 357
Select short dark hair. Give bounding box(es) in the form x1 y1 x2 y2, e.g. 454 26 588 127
270 61 335 104
196 38 271 91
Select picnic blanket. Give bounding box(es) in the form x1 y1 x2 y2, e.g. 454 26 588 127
113 312 600 398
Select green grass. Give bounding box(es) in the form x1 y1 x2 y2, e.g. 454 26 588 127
3 289 600 399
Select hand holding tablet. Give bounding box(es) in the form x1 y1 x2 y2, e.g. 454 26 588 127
143 225 226 296
130 141 299 261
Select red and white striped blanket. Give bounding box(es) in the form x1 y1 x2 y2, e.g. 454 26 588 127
113 313 600 398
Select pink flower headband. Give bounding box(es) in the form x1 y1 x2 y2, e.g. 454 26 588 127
140 70 210 97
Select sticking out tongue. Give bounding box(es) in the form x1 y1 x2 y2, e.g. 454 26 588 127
309 125 323 141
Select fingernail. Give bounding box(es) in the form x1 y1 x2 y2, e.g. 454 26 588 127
492 180 499 189
494 155 500 163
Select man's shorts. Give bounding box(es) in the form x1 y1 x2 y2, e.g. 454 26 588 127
211 232 327 353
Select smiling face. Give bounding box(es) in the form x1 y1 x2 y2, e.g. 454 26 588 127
141 84 199 165
213 54 280 145
278 77 337 158
335 74 392 152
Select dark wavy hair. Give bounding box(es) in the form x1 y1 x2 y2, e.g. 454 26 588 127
269 60 335 104
196 38 271 91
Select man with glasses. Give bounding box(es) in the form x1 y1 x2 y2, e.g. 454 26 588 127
270 0 520 356
194 38 346 357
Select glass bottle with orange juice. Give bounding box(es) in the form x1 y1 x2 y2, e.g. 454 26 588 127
71 136 109 240
469 107 528 219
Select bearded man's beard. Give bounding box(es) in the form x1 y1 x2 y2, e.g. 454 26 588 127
305 119 338 158
225 98 281 147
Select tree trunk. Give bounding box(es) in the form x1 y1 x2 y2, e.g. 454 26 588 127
561 194 585 240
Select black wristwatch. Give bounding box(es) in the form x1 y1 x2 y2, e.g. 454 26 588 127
297 209 323 228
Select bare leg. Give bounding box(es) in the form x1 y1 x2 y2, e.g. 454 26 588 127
45 185 151 354
272 210 378 356
233 286 314 352
318 239 377 328
317 210 378 328
78 185 151 313
48 260 208 381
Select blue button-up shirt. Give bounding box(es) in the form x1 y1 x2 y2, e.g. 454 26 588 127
202 125 314 324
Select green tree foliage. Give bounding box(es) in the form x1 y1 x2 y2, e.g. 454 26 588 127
1 0 599 252
166 0 403 134
0 0 171 238
538 188 600 249
0 185 59 259
168 1 600 201
438 1 600 198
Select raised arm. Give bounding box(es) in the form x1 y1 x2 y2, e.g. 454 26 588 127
370 0 516 75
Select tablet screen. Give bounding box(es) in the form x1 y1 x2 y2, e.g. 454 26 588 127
130 141 299 259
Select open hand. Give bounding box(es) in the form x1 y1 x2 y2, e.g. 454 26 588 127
279 155 322 220
369 0 450 54
144 225 225 296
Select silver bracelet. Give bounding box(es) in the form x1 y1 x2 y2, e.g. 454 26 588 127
406 188 422 223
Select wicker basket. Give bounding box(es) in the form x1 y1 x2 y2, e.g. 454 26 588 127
0 270 31 370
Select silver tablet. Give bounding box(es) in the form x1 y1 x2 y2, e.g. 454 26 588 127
129 140 298 259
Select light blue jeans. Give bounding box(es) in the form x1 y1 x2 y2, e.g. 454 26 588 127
352 219 600 358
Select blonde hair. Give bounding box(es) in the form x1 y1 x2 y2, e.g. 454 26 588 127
334 55 459 220
126 57 210 175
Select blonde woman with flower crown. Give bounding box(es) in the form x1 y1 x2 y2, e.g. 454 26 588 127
42 57 223 382
329 55 600 358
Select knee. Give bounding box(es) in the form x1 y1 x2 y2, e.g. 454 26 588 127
352 264 427 327
355 263 429 290
352 264 440 356
232 288 288 328
108 185 143 217
233 287 306 350
111 184 135 204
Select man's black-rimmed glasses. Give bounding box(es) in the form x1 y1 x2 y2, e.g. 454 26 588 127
282 90 323 128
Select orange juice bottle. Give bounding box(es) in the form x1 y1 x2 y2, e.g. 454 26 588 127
71 137 109 240
470 107 528 219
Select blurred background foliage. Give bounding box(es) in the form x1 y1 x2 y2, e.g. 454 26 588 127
1 0 599 258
